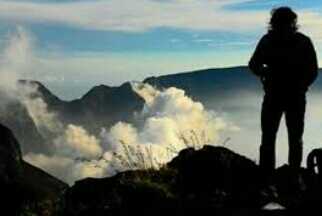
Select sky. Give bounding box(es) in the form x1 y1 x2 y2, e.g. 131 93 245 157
0 0 322 99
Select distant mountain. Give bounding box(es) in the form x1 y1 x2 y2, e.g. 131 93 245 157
144 66 322 107
145 66 257 92
28 66 322 129
40 81 145 135
144 66 260 108
35 66 260 133
2 66 321 154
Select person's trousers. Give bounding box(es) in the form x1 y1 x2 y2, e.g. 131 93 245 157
260 93 306 174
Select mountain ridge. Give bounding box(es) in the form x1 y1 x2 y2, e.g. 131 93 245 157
22 66 322 103
3 66 321 155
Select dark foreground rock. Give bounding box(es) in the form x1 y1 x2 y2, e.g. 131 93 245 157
0 123 68 215
67 146 322 216
67 146 261 215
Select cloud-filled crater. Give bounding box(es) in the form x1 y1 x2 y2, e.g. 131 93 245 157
0 27 236 184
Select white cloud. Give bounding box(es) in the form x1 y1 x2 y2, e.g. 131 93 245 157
0 0 267 32
102 83 231 161
193 39 213 43
23 96 63 135
0 28 105 181
101 122 138 151
169 39 182 43
54 124 103 159
0 26 34 99
24 122 106 184
0 1 318 37
24 154 75 183
0 26 63 139
24 153 108 185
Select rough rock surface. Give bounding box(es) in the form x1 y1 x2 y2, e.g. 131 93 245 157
0 123 68 215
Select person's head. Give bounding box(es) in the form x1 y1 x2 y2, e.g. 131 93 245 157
268 7 298 33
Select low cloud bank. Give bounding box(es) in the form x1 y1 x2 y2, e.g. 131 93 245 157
25 82 233 185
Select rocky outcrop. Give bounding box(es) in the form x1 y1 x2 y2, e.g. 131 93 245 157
0 123 68 215
67 146 262 215
66 145 322 216
0 123 22 183
167 146 260 208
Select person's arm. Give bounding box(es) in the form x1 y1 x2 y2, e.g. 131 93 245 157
249 35 268 77
304 38 318 87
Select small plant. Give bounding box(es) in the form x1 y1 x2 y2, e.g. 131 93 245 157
74 130 215 174
117 165 178 201
179 130 211 149
74 140 173 174
113 140 167 170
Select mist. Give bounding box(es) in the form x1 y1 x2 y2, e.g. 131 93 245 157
209 90 322 167
0 26 33 101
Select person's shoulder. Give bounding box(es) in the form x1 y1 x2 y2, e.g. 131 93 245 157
261 33 270 41
258 33 270 45
294 32 312 43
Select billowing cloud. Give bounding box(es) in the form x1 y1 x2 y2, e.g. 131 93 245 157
24 122 107 184
100 82 232 170
0 26 34 100
54 124 103 159
23 97 63 136
0 27 108 184
101 122 138 151
0 26 64 138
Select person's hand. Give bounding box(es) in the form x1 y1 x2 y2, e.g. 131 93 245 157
260 64 269 84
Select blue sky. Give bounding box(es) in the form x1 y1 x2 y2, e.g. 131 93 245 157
0 0 322 99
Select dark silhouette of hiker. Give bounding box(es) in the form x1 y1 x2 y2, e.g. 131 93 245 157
249 7 318 181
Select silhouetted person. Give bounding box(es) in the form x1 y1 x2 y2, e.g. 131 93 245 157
249 7 318 182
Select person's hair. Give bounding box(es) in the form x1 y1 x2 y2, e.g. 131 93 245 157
268 7 298 33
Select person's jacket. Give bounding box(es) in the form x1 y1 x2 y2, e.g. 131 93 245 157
249 30 318 94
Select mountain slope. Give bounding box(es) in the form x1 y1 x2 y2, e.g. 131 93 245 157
0 100 47 154
144 66 322 107
144 66 259 98
48 82 145 135
0 123 68 215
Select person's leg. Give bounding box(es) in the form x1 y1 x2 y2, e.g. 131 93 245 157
285 94 306 195
285 94 306 171
260 94 284 175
